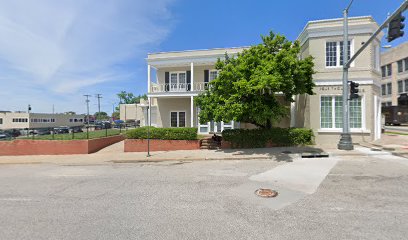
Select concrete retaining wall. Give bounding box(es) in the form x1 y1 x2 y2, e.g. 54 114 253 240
0 135 124 156
124 139 200 152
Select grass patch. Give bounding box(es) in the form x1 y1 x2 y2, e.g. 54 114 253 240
22 129 123 140
385 131 408 136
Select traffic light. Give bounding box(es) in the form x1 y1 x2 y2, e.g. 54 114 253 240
388 13 405 42
349 81 359 100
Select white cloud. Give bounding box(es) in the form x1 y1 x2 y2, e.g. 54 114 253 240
0 0 175 113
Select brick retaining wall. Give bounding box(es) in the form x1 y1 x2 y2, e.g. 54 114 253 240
0 135 124 156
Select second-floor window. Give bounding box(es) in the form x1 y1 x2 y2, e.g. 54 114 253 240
405 58 408 71
382 83 393 96
170 72 186 91
209 70 218 81
398 79 408 94
398 60 403 73
325 41 352 67
397 58 408 73
12 118 28 123
381 64 392 77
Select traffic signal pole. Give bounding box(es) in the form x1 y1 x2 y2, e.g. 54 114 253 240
338 2 353 150
347 0 407 70
338 0 407 150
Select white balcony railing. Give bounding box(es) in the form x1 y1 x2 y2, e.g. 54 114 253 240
150 82 209 93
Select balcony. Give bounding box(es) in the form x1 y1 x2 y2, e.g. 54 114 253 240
150 82 209 94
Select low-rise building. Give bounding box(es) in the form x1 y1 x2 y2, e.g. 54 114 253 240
119 99 157 127
380 42 408 106
0 112 85 130
145 16 383 146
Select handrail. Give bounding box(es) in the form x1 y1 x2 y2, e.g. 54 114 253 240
150 82 210 93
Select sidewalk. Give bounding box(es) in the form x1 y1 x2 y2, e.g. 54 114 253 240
358 133 408 158
2 135 406 165
0 141 333 165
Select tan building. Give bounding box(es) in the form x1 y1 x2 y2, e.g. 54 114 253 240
146 16 383 146
0 112 85 130
295 16 383 145
380 41 408 106
119 99 157 126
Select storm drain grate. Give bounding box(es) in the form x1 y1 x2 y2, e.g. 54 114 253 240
301 152 329 158
254 188 278 198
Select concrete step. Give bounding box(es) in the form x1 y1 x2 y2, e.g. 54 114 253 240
200 146 219 150
200 142 218 146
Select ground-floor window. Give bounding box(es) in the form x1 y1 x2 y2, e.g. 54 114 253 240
170 111 185 127
320 96 362 129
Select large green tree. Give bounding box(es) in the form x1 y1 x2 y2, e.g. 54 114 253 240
95 111 108 120
195 32 315 129
117 91 147 104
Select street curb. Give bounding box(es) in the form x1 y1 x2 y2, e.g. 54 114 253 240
109 156 278 163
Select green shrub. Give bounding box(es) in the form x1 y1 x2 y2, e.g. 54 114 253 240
126 127 198 140
222 128 314 148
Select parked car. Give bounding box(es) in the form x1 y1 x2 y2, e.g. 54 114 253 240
95 121 111 130
0 131 11 140
70 126 83 133
29 128 51 135
54 127 70 134
4 129 21 137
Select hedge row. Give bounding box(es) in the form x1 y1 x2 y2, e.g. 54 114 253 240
222 128 314 148
126 127 198 140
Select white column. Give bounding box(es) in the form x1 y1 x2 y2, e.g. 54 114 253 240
190 62 194 91
147 64 151 93
190 96 194 127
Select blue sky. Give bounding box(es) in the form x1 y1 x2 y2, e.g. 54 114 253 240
0 0 406 114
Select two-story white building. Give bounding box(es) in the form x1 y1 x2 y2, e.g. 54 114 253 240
146 47 248 134
146 16 383 146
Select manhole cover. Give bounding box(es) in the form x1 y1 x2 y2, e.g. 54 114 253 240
254 188 278 198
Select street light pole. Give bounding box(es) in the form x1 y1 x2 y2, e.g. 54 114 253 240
338 0 354 150
147 99 151 157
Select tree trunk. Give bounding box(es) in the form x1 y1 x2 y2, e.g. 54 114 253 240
265 119 272 129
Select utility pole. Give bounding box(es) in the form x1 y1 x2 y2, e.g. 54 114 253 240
84 95 91 139
95 94 102 119
84 95 91 123
338 0 408 150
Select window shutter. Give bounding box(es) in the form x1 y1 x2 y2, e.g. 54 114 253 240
165 72 169 92
204 70 209 83
186 71 191 91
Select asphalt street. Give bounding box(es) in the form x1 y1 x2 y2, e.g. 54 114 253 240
0 150 407 240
